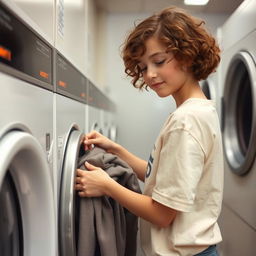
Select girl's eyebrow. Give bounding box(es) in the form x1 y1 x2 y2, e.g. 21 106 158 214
149 51 167 58
137 52 168 67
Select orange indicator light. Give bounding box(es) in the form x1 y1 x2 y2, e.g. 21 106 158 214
0 46 11 61
58 80 67 88
40 71 49 79
80 92 86 98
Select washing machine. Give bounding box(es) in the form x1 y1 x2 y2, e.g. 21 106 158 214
12 0 54 43
217 0 256 255
53 50 87 256
100 92 109 138
0 1 56 255
55 0 87 75
200 72 217 103
98 90 115 139
105 99 118 142
87 79 105 135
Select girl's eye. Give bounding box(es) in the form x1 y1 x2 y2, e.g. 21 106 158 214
155 59 165 65
140 66 147 73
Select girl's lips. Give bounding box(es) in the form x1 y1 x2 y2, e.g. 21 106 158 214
151 82 164 88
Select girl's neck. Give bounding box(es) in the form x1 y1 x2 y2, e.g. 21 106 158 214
174 82 206 107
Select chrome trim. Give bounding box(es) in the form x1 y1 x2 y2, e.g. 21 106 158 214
223 51 256 175
59 129 84 256
0 130 55 255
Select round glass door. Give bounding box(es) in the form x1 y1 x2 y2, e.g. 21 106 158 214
223 51 256 175
91 122 103 134
201 80 212 99
0 173 23 256
201 77 216 101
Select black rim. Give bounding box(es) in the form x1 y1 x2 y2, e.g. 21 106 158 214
0 172 23 256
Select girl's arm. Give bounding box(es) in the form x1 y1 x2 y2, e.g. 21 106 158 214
84 131 148 181
76 162 177 228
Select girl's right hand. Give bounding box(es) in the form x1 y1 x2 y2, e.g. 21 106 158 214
84 130 118 153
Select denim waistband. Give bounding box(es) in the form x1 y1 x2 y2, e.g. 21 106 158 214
194 245 218 256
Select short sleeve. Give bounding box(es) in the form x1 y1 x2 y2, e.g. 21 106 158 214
152 129 205 212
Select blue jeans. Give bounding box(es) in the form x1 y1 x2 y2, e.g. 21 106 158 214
194 245 219 256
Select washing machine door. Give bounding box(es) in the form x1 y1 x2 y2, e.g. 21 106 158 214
91 122 103 134
59 128 84 256
0 128 55 256
108 125 117 142
201 77 216 101
223 51 256 175
0 172 22 255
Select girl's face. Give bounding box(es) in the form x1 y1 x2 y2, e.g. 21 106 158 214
138 37 197 105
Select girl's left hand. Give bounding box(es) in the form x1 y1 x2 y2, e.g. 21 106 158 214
75 162 112 197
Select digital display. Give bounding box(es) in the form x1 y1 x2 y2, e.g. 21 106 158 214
88 80 110 110
0 45 11 61
0 3 53 87
56 52 87 103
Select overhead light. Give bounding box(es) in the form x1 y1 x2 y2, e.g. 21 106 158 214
184 0 209 5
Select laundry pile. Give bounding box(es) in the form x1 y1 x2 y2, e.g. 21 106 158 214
76 146 141 256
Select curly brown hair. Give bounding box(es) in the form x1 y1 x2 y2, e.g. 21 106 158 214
122 6 221 89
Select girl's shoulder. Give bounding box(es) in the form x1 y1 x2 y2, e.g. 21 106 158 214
166 99 217 131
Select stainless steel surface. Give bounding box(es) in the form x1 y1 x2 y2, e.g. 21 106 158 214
218 204 256 256
0 3 56 250
223 51 256 175
91 121 103 134
218 1 256 254
201 74 217 102
0 128 56 255
88 105 104 135
59 129 84 256
53 84 85 256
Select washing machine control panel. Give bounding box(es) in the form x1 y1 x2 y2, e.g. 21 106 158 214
55 52 88 104
88 80 110 110
0 2 53 89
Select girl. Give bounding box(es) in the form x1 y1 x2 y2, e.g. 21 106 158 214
75 6 223 256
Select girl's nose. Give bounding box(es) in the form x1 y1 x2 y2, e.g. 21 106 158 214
146 66 157 79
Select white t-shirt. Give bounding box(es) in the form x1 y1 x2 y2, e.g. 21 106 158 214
140 98 224 256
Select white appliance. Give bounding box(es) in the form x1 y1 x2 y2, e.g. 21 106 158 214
105 100 118 142
200 72 217 104
0 1 56 255
218 0 256 255
97 88 116 139
53 51 87 256
12 0 55 43
55 0 87 75
87 80 105 135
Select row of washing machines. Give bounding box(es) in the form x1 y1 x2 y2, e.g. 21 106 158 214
0 1 116 255
201 0 256 255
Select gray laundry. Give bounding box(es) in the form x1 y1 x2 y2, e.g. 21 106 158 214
76 146 141 256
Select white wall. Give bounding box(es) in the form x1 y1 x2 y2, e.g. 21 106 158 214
103 12 228 161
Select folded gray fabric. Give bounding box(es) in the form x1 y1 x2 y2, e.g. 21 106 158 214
77 146 141 256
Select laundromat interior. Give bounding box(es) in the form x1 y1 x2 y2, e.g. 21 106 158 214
0 0 256 255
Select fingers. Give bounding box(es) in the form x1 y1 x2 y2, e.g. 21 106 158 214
74 183 84 191
78 191 87 197
76 163 98 176
84 161 98 171
74 171 87 196
85 130 97 138
84 138 96 150
75 165 97 193
76 169 85 177
84 131 101 150
85 130 101 142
